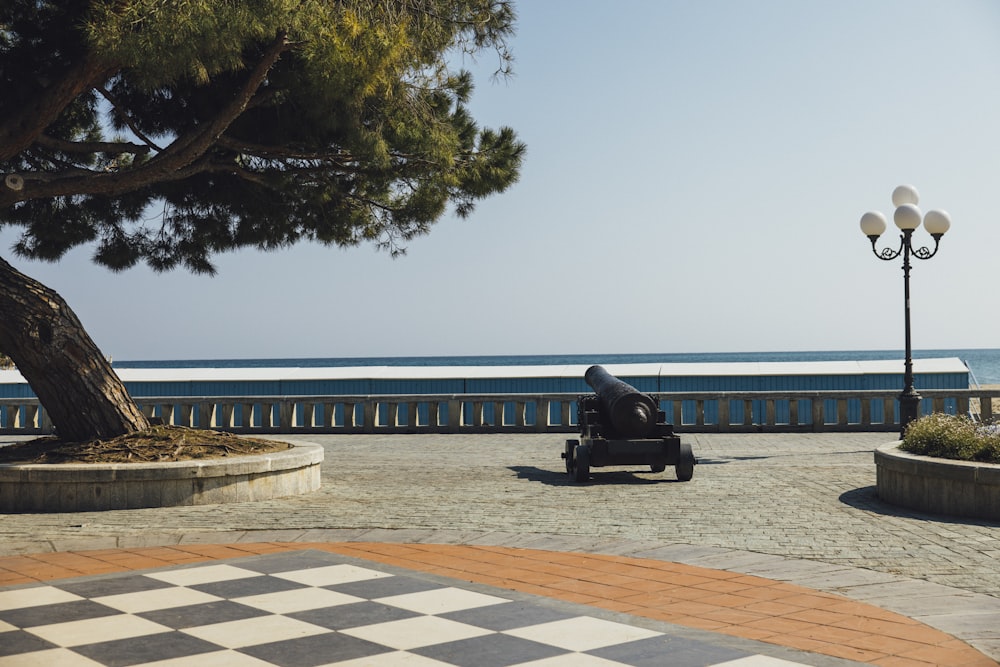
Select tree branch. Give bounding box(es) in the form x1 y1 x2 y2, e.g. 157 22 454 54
0 53 119 162
150 32 292 174
35 134 152 156
95 86 166 152
216 136 362 165
0 33 292 207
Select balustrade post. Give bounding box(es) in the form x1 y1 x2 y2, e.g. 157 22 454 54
302 402 316 428
24 405 38 429
524 397 548 433
718 399 730 431
219 403 234 429
811 399 823 431
196 402 213 429
39 406 52 433
363 401 376 433
447 399 461 432
240 403 255 430
179 404 194 427
932 397 945 415
515 400 527 428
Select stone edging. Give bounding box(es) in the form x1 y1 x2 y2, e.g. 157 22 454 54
875 442 1000 520
0 443 324 513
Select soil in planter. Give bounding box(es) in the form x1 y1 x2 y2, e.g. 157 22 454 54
0 425 291 464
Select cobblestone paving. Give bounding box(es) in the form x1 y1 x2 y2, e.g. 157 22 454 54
2 433 999 601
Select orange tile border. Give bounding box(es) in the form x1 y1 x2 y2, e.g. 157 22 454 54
0 541 995 667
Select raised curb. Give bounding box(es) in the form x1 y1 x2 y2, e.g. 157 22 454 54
875 442 1000 520
0 443 323 512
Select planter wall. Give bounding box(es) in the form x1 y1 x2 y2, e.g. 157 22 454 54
0 444 323 513
875 443 1000 521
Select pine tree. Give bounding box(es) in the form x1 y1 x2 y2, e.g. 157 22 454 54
0 1 524 441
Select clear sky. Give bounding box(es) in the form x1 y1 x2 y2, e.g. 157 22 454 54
5 0 1000 362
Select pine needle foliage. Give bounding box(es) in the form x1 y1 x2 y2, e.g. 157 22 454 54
0 0 524 273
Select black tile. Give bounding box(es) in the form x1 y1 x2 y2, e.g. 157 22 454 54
237 552 343 575
0 630 57 657
290 601 419 630
589 635 752 667
139 600 269 629
0 599 118 628
73 630 221 667
439 601 576 631
59 575 173 598
331 575 445 599
239 631 392 667
191 575 306 599
412 633 565 667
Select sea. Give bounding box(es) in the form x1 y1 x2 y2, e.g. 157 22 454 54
112 349 1000 386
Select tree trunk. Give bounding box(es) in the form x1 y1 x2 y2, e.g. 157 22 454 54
0 256 149 441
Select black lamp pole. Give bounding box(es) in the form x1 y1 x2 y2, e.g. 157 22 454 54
860 186 949 438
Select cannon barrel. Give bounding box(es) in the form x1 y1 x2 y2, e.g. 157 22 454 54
584 365 658 438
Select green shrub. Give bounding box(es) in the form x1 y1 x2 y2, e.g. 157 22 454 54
901 413 1000 464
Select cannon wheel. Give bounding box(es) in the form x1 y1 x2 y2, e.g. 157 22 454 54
650 463 666 473
675 442 695 481
564 439 578 475
572 444 591 483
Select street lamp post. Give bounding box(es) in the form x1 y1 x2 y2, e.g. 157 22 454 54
860 185 951 437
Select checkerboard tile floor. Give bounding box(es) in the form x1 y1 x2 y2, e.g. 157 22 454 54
0 550 843 667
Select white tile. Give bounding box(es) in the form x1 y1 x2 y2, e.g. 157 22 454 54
340 616 493 650
146 564 262 586
273 564 392 587
504 617 662 652
511 655 631 667
321 651 455 666
182 615 329 648
376 587 510 614
0 620 15 632
714 657 812 667
0 586 82 611
94 587 222 613
28 614 171 647
131 649 277 667
0 648 104 667
233 587 363 614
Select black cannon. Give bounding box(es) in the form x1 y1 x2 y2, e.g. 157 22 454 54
562 365 695 483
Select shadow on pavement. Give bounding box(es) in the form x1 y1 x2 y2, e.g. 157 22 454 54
509 466 680 486
840 486 1000 527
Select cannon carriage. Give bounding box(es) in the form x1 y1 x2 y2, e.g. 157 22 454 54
562 365 696 483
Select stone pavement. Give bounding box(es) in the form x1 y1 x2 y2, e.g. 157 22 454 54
1 432 998 664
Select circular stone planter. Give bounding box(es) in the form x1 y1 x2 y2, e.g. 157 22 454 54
0 443 324 513
875 442 1000 520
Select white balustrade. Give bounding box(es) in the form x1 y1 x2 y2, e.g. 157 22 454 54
1 389 997 436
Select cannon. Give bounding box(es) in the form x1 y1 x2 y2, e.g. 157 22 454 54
562 365 695 483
